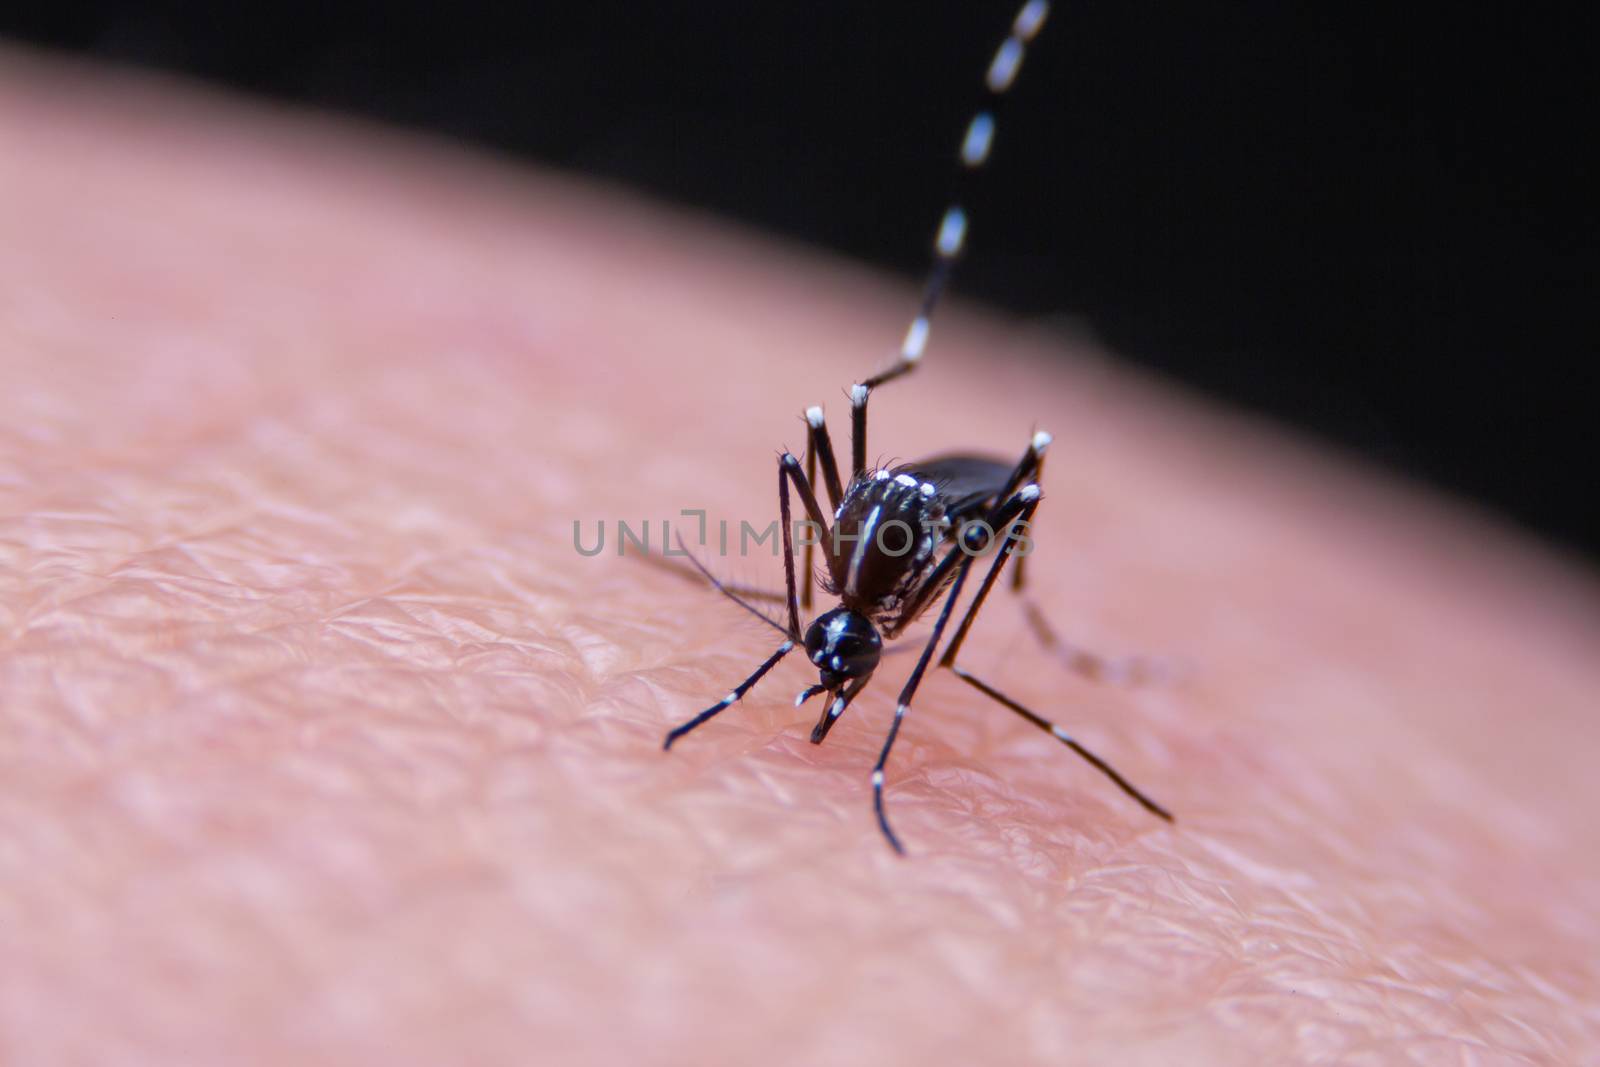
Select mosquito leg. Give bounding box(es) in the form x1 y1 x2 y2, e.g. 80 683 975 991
848 220 953 476
665 453 821 749
663 640 796 750
887 480 1039 639
933 489 1175 822
802 407 845 613
1017 599 1172 686
780 451 832 627
988 429 1169 685
1006 431 1049 592
871 548 980 854
804 406 845 508
849 384 871 479
869 484 1041 851
935 431 1166 685
938 488 1042 667
850 1 1050 478
923 425 1054 659
946 665 1174 821
803 428 816 615
995 430 1050 503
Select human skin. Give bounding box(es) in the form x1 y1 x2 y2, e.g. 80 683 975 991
1 50 1597 1067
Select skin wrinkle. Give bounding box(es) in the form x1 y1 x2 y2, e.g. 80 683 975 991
1 49 1598 1067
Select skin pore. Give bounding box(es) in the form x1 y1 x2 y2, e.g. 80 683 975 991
2 50 1597 1065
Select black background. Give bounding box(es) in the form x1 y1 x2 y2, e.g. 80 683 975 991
5 2 1593 558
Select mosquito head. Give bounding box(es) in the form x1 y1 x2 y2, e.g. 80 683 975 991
803 607 882 690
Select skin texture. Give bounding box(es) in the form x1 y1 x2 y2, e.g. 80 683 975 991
2 50 1598 1067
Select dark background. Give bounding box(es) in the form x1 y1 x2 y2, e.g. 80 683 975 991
5 2 1593 558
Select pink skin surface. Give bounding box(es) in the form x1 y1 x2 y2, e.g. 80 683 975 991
2 49 1597 1067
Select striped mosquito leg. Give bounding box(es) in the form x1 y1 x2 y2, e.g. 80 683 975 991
870 537 987 854
1018 599 1173 686
664 451 832 750
946 665 1174 822
851 0 1049 478
850 203 963 475
935 478 1175 821
663 640 795 751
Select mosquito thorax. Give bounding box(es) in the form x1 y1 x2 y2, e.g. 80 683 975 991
803 607 883 688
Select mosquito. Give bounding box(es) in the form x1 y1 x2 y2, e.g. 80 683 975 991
662 0 1174 854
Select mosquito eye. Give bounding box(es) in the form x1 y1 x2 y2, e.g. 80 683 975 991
834 634 882 673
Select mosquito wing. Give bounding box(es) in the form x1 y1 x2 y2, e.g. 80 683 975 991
898 454 1013 526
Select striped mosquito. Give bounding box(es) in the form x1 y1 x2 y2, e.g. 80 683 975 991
663 0 1173 853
